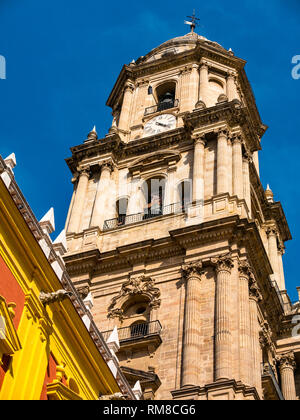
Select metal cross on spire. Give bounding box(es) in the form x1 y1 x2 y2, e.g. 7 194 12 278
184 10 200 34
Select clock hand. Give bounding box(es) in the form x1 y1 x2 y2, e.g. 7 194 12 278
156 122 168 127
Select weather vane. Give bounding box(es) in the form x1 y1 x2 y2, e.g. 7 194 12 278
184 10 200 34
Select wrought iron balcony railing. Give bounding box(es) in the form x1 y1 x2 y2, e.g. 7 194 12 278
102 320 162 343
103 202 185 231
144 99 179 116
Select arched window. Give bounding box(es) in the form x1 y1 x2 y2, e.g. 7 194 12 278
116 197 128 226
155 82 176 112
178 180 192 212
142 177 166 219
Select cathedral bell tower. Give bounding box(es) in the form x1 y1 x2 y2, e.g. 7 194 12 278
63 20 298 400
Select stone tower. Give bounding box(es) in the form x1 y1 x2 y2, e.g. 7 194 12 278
63 27 300 400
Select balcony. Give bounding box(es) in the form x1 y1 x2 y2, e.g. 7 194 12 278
144 99 179 116
103 202 184 231
102 320 162 352
261 362 284 400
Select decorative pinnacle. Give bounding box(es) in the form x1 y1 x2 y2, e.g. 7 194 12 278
86 125 98 142
265 184 274 203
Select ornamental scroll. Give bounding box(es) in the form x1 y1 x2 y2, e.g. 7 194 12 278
108 275 161 321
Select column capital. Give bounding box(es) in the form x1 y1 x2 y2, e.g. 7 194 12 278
238 260 253 280
78 166 91 178
211 254 234 274
231 133 243 145
100 160 114 173
266 227 279 238
124 82 135 93
192 132 206 146
277 352 296 371
182 261 204 280
249 277 262 302
227 70 237 80
200 61 210 70
216 127 230 139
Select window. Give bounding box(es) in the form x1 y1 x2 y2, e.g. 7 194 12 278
178 180 192 212
116 198 128 226
142 177 166 219
155 82 176 112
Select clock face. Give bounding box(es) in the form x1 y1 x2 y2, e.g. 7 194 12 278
144 114 176 137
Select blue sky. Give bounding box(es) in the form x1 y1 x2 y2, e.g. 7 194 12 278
0 0 299 299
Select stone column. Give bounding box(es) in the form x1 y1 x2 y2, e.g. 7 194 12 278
278 246 286 291
189 64 199 110
232 134 244 199
238 261 252 386
227 72 238 102
180 68 192 113
278 352 297 400
243 154 251 216
198 63 209 107
211 255 234 381
68 167 90 233
267 228 281 288
192 134 206 203
249 278 263 396
253 151 260 176
118 82 134 132
90 163 113 229
181 262 204 387
217 129 229 195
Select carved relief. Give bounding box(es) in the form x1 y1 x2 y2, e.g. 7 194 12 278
108 275 161 321
211 254 234 274
277 352 296 371
182 261 204 280
249 277 262 302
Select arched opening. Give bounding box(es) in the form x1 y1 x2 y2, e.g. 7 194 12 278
155 82 176 112
142 177 166 219
178 180 192 212
116 197 129 226
208 78 225 106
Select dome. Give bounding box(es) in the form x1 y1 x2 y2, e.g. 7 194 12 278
138 31 226 64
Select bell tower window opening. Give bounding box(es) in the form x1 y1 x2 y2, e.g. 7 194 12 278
178 180 192 212
142 177 166 219
155 82 176 112
116 197 128 226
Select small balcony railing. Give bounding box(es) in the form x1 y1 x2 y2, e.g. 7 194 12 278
102 320 162 343
144 99 179 116
103 202 185 231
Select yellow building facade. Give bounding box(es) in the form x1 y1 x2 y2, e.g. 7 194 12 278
0 154 134 400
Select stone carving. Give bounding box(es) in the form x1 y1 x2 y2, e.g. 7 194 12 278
108 275 161 320
182 261 204 280
211 254 234 274
217 94 228 103
39 290 73 306
277 352 296 371
249 277 262 302
77 286 90 300
238 260 253 279
99 393 127 401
